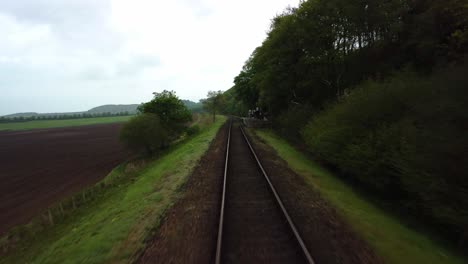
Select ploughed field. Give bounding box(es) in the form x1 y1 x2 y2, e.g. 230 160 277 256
0 123 128 235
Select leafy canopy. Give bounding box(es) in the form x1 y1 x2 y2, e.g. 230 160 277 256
202 90 224 122
138 90 192 134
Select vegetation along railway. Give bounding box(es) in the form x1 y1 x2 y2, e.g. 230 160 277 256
215 119 315 264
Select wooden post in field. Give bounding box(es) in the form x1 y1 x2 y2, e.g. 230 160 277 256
72 196 76 209
59 202 64 216
47 209 54 226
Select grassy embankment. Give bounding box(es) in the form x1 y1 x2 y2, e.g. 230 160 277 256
0 114 226 264
0 116 133 131
255 130 464 264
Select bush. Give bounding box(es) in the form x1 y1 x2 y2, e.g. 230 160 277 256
119 114 169 156
301 66 468 239
186 125 200 136
138 90 192 139
274 104 314 142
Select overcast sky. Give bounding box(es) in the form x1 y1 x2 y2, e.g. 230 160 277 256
0 0 299 115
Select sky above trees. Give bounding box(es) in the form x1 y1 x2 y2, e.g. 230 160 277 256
0 0 298 115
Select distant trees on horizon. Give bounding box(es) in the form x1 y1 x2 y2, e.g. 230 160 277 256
0 111 133 123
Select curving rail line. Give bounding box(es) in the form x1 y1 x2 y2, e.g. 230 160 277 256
215 119 315 264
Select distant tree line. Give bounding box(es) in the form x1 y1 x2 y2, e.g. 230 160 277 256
223 0 468 244
0 111 133 123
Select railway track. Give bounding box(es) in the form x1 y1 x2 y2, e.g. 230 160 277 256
215 120 315 264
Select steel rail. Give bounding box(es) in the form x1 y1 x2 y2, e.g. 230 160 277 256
215 120 231 264
240 126 316 264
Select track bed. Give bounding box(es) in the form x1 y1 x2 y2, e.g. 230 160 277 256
218 123 308 263
138 119 381 264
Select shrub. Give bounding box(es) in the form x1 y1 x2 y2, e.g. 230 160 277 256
186 125 200 136
138 90 192 139
274 104 314 142
301 66 468 239
119 114 169 156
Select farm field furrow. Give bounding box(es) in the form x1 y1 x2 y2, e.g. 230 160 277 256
0 123 129 235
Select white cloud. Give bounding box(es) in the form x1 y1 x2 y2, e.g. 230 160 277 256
0 0 298 115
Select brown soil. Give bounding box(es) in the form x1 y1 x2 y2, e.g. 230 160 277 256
137 122 228 264
0 124 129 235
245 128 383 264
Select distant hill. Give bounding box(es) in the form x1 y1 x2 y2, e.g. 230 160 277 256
3 111 83 118
182 100 203 112
2 100 203 118
3 112 41 118
87 104 139 114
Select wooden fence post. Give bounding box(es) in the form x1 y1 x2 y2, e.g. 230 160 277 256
59 202 64 216
47 209 54 226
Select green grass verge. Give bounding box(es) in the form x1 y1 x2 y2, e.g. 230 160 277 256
0 116 133 131
1 116 226 264
255 130 464 264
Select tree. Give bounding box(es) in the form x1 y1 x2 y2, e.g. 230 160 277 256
138 90 192 138
119 113 169 156
222 87 248 116
202 90 224 122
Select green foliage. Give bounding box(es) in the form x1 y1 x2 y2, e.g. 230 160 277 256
231 0 468 115
138 90 192 136
256 130 464 264
122 91 194 156
201 90 224 122
273 104 315 142
226 0 468 245
186 125 200 136
301 66 468 239
233 63 259 110
221 87 248 116
120 114 169 156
